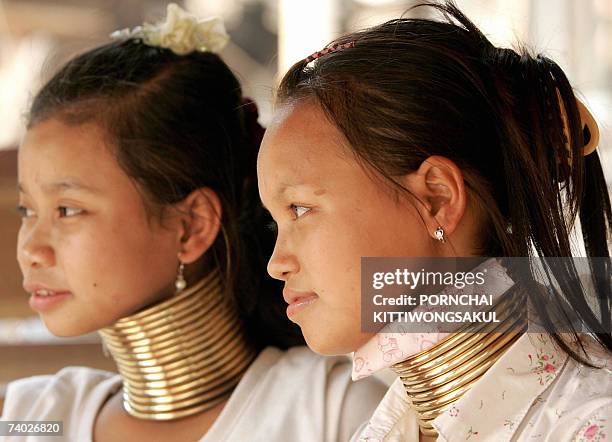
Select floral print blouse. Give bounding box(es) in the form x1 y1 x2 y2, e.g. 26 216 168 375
352 332 611 441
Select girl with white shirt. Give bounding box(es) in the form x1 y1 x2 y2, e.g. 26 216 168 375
1 4 386 441
257 1 611 441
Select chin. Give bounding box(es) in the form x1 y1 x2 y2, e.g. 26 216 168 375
302 326 367 356
40 315 98 337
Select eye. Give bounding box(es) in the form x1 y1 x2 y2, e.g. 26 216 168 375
290 204 311 219
16 205 35 218
58 206 84 218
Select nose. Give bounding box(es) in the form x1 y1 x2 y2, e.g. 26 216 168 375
267 238 299 281
17 224 56 270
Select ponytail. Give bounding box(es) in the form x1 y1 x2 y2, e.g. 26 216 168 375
277 0 611 363
486 45 612 364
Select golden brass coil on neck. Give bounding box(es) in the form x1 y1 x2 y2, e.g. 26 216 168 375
391 289 525 436
99 269 256 420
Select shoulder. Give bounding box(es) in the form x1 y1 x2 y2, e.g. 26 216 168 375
240 346 385 416
261 345 386 393
2 366 121 421
540 338 612 441
557 336 612 398
255 346 387 441
246 345 352 390
266 345 351 373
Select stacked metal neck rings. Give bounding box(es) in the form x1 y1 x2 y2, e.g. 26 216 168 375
99 269 256 420
391 287 526 436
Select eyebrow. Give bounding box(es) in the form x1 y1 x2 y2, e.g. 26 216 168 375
17 179 101 195
260 182 324 210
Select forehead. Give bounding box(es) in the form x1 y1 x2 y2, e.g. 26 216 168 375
20 118 106 159
257 100 356 188
18 118 132 195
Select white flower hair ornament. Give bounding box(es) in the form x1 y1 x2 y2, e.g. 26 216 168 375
110 3 229 55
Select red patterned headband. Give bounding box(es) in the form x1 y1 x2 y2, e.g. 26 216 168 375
304 41 355 64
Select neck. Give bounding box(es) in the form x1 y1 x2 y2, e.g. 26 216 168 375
391 288 525 436
99 268 256 420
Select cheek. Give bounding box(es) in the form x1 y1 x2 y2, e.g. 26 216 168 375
95 224 174 277
64 216 175 290
69 226 177 323
360 201 428 255
55 230 112 289
16 225 27 268
308 223 362 303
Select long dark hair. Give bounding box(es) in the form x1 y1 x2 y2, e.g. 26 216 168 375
278 1 611 364
29 38 304 350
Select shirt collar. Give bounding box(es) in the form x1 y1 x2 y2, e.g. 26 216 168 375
355 333 568 442
352 257 515 381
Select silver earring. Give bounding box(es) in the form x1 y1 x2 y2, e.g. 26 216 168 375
434 226 446 243
175 262 187 292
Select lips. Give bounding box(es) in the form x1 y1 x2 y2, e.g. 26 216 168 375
283 287 319 319
23 282 73 312
23 282 71 296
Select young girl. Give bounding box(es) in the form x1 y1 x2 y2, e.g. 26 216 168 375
1 4 386 441
258 2 611 441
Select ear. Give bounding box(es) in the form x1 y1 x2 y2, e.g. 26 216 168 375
402 155 466 240
175 188 222 264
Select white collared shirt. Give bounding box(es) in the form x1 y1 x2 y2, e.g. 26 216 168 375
2 346 387 442
353 333 612 441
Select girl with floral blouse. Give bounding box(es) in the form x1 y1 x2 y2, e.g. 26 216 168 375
258 1 611 441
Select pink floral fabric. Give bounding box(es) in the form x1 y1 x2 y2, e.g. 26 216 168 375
352 333 612 441
575 412 608 442
351 258 612 441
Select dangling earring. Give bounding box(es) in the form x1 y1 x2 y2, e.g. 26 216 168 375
434 226 446 243
175 261 187 292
